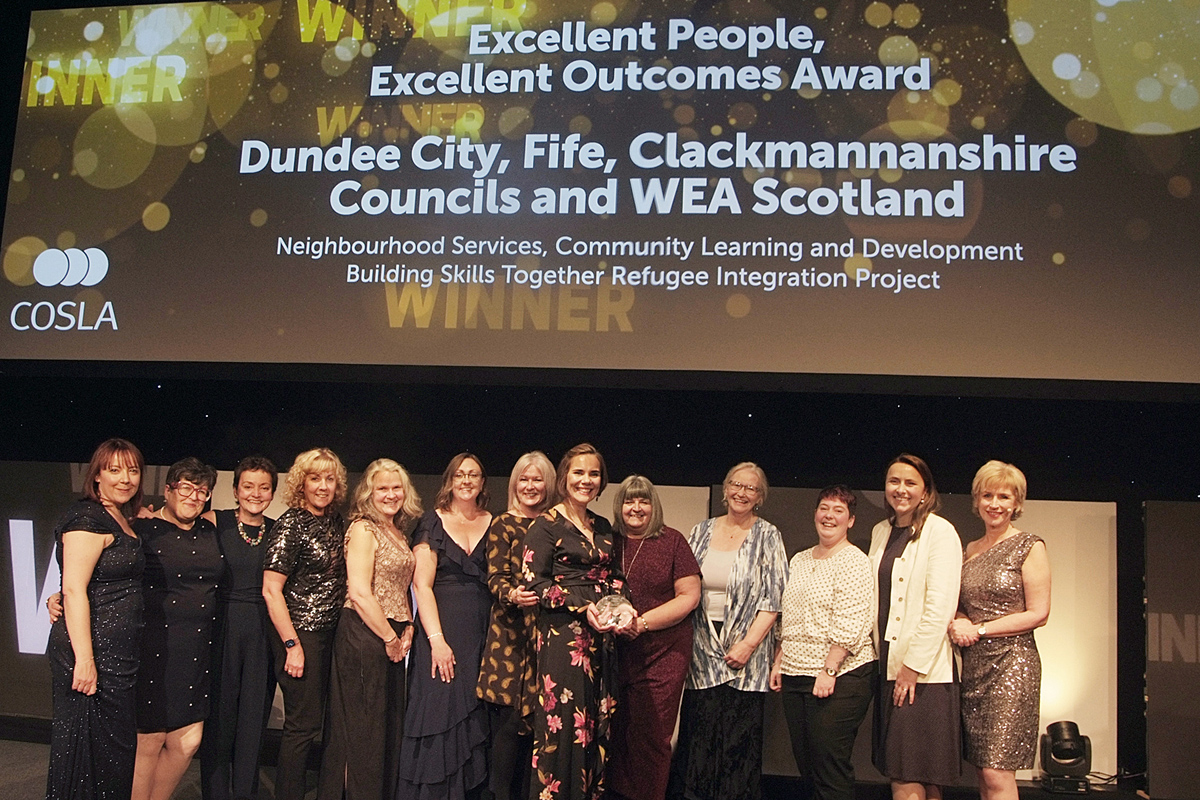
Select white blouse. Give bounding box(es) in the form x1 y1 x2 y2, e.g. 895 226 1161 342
778 544 876 677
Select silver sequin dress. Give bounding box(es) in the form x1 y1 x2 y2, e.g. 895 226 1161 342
958 531 1043 770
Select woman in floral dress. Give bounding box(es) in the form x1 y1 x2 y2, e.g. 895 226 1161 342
521 444 630 800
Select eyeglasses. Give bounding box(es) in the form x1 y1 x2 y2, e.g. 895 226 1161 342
170 482 211 500
726 480 760 496
453 471 482 482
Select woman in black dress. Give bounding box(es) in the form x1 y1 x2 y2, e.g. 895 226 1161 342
47 438 146 800
132 457 224 800
199 456 279 800
262 448 349 800
397 453 493 800
522 443 630 800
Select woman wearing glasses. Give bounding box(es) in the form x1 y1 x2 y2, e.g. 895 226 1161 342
131 457 224 800
668 462 787 800
397 453 493 800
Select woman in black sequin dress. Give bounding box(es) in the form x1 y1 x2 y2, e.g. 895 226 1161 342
46 438 146 800
949 461 1050 800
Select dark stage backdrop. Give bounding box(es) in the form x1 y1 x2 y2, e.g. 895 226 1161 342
1 0 1198 382
1144 501 1200 800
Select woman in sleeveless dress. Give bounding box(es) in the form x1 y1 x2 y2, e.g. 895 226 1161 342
320 458 421 800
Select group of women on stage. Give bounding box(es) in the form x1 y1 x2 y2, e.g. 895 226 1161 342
47 440 1050 800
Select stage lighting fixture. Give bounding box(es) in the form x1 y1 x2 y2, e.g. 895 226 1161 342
1039 720 1092 794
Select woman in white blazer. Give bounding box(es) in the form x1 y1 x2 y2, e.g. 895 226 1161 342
869 454 963 800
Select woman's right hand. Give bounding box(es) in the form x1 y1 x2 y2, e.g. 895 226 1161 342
72 658 98 695
768 662 782 692
510 585 539 608
949 617 980 647
430 637 456 682
384 635 405 663
284 643 306 679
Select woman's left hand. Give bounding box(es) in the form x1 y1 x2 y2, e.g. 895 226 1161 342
400 625 414 659
724 638 756 669
813 672 836 698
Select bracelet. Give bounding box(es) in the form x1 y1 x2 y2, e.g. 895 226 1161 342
640 617 650 633
429 631 445 640
384 635 399 645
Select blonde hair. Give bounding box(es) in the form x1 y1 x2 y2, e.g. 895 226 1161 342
283 448 348 509
612 475 665 538
971 460 1027 520
350 458 422 532
507 451 556 513
722 461 769 508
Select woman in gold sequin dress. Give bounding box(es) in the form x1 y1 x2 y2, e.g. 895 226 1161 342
319 458 422 800
476 451 557 800
949 461 1051 800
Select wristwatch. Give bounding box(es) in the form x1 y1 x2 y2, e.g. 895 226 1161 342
977 624 987 638
823 666 837 677
284 638 297 649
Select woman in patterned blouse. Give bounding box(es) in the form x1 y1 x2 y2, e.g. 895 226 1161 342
770 485 877 800
476 451 557 800
668 462 788 800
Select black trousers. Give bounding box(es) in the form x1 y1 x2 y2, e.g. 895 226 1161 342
201 600 276 800
271 627 335 800
486 701 532 800
779 662 877 800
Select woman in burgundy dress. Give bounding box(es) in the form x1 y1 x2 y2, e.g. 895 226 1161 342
606 475 701 800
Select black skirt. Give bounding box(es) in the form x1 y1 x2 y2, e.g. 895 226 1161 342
668 683 765 800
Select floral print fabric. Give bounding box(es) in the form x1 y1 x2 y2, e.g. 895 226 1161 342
521 508 624 800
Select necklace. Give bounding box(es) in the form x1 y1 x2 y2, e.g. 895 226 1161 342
623 535 647 576
237 513 264 546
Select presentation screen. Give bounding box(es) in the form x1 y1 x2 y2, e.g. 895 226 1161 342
2 0 1198 382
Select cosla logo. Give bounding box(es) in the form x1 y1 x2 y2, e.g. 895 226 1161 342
10 247 118 331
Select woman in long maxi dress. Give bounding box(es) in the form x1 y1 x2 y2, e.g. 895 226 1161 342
522 443 630 800
476 451 557 800
397 453 493 800
319 458 421 800
46 438 146 800
949 461 1050 800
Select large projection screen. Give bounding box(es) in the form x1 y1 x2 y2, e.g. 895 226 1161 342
2 1 1199 382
